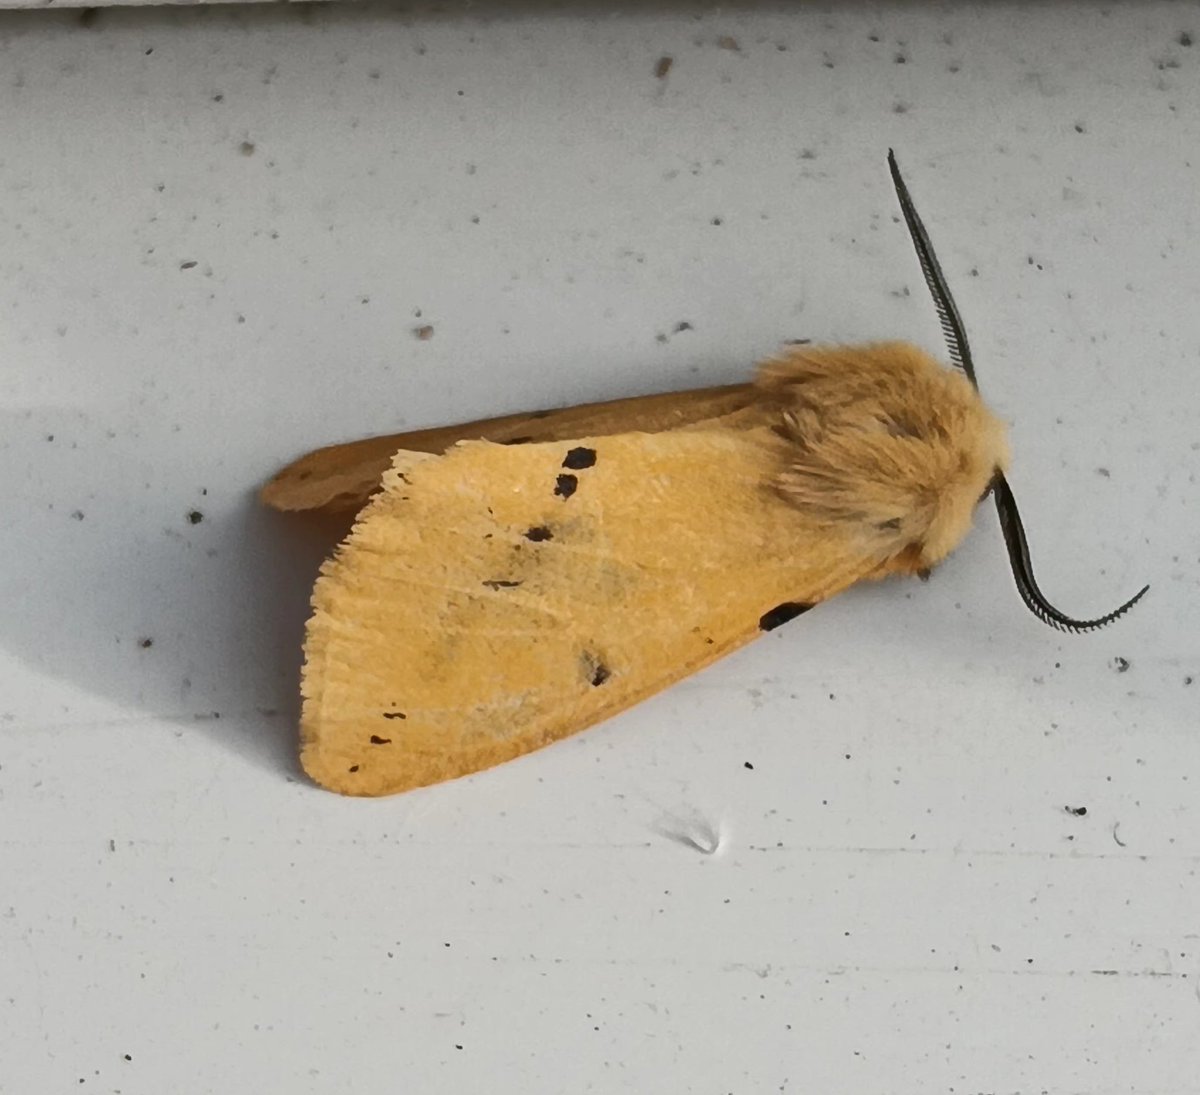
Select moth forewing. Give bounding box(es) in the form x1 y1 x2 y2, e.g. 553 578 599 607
260 383 759 515
300 426 885 796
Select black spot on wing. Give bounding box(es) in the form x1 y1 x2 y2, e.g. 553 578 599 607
382 711 407 720
524 525 553 542
555 474 578 498
758 602 814 632
581 651 611 687
562 446 597 469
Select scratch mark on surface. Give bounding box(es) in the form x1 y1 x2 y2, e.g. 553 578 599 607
653 808 724 856
1090 968 1176 978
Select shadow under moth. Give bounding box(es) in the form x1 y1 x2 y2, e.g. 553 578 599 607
261 151 1148 798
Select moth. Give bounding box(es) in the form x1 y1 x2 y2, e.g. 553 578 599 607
262 151 1148 797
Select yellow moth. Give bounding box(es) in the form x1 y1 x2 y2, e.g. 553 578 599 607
262 151 1147 797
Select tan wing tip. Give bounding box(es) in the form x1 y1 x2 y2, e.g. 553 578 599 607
300 722 516 798
300 744 402 797
259 441 398 513
299 726 433 797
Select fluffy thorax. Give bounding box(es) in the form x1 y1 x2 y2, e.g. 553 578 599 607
757 341 1011 574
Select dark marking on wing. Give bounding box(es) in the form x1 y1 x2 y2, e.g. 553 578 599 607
581 651 611 687
562 446 597 470
758 602 814 631
555 474 578 498
370 735 391 745
348 764 360 772
382 711 408 720
524 525 553 542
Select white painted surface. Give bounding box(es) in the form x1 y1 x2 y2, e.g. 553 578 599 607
1 4 1197 1093
0 1 276 9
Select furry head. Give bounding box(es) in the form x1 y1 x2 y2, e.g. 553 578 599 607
757 341 1010 573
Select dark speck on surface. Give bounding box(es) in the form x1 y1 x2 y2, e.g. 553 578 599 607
524 525 553 542
759 602 813 631
239 141 256 156
673 321 693 333
369 735 391 745
348 765 359 773
711 216 724 226
382 711 407 720
482 579 521 590
1066 805 1088 817
554 474 578 499
139 638 153 649
187 510 204 525
1180 31 1193 47
744 761 754 770
1112 656 1131 673
562 447 596 470
655 56 673 79
179 260 198 270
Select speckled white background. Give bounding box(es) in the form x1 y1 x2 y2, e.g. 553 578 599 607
1 3 1198 1093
